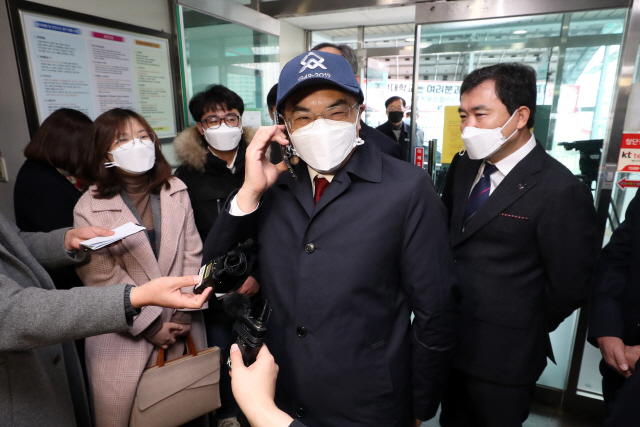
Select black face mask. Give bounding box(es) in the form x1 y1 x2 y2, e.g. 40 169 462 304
388 111 404 123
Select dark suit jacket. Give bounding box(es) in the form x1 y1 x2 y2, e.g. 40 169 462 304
589 189 640 346
588 189 640 414
360 120 403 160
441 143 598 385
204 141 460 425
376 121 411 161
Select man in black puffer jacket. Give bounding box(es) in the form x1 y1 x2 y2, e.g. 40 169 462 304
174 84 258 427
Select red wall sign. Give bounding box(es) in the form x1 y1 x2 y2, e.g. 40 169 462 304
414 146 424 168
618 133 640 172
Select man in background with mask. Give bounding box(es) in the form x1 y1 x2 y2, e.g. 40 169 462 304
439 63 598 427
312 42 404 161
376 96 411 161
173 84 257 427
203 51 460 427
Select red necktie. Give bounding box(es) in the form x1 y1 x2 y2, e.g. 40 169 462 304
314 176 329 204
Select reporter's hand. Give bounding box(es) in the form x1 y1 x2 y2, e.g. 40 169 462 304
229 343 293 427
130 275 211 309
238 275 260 297
598 336 631 378
625 345 640 372
64 226 114 251
237 125 289 213
146 322 183 349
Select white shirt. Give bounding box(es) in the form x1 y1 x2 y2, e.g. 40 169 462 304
229 166 334 216
470 134 537 196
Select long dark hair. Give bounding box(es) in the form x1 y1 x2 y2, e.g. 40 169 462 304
23 108 94 180
90 108 171 199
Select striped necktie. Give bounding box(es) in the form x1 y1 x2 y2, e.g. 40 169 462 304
463 163 498 225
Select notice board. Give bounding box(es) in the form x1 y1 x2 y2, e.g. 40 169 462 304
9 1 181 139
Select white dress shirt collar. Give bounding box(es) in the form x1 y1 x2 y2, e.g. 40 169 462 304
491 133 537 176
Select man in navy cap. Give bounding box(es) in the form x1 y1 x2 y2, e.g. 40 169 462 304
203 51 459 427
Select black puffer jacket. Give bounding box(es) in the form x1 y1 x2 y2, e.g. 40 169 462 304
173 126 247 243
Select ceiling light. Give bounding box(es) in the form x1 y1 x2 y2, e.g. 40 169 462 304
513 30 527 35
405 37 415 42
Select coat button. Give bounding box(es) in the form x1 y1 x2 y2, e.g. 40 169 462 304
53 355 61 365
297 326 307 337
304 243 315 254
296 407 306 418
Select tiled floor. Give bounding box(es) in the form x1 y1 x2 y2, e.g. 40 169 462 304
422 401 603 427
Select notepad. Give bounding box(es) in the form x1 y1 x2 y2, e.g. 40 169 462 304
80 222 146 250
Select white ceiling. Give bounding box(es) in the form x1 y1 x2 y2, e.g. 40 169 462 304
281 5 416 31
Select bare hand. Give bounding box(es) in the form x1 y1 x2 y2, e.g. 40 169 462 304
237 125 289 213
238 275 260 297
130 275 212 309
229 344 293 427
625 345 640 372
146 322 183 349
414 418 423 427
64 226 114 251
598 336 631 378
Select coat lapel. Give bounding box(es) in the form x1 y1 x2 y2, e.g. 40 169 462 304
280 162 315 218
452 144 546 247
157 184 187 276
91 193 160 281
450 154 483 243
313 141 382 219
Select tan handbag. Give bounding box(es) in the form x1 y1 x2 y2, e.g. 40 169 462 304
129 335 221 427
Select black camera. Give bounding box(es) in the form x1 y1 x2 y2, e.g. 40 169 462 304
194 239 254 295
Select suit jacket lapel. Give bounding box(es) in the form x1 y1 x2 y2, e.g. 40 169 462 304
157 186 186 276
453 144 546 246
450 155 483 243
92 194 160 281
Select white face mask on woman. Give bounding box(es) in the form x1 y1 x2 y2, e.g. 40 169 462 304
461 109 519 160
288 114 364 173
203 124 243 151
105 139 156 174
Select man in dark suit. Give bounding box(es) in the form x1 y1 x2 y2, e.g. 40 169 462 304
204 50 459 427
312 42 404 161
439 63 598 426
376 96 411 161
589 189 640 425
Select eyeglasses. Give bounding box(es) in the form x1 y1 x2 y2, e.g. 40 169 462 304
114 131 156 149
199 114 241 130
387 106 405 112
282 102 359 132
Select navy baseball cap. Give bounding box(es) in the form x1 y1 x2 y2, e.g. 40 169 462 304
276 50 364 110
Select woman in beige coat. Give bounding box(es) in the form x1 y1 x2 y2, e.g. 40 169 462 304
74 108 207 427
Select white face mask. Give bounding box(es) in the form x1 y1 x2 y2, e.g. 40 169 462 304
203 124 243 151
461 110 519 160
105 139 156 174
288 114 364 174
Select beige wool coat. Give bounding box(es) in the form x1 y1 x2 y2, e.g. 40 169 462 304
74 177 207 427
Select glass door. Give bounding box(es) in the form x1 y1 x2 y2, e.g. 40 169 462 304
177 6 279 127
